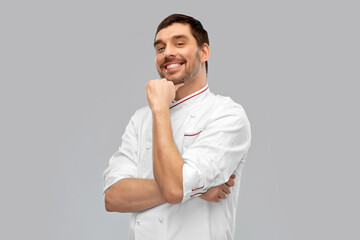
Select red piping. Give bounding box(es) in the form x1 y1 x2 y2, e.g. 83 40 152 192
190 192 206 197
192 186 204 191
170 86 209 109
184 131 202 137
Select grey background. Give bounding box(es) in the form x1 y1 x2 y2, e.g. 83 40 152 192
1 0 359 239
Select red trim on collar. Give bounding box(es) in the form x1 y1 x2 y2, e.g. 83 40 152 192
169 86 209 109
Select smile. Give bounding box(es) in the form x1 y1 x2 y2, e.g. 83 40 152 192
164 62 184 72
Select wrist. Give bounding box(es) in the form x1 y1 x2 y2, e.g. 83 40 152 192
151 104 169 114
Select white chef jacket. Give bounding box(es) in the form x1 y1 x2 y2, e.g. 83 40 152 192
103 84 251 240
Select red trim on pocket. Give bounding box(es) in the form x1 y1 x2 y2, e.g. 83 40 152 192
184 130 202 137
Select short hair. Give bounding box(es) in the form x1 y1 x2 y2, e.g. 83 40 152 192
155 14 210 74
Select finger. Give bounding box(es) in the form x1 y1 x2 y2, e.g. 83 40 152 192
218 191 227 200
174 83 185 91
225 178 235 187
230 174 236 179
221 184 231 194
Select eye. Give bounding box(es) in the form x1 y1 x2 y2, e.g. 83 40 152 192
176 42 184 47
156 46 165 53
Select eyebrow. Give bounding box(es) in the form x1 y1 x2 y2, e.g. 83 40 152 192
153 35 189 47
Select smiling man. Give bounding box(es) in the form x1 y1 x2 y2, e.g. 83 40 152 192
103 14 251 240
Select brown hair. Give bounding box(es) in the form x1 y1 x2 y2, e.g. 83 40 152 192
155 14 210 74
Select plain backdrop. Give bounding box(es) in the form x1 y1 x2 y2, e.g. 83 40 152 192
1 0 359 239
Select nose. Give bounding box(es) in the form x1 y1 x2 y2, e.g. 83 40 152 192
164 45 176 58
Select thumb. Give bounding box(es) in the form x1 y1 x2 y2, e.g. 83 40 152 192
174 83 185 92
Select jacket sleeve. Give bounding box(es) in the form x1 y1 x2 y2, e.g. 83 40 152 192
181 105 251 202
103 116 138 193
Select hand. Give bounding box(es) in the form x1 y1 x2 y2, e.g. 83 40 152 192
200 174 236 202
146 78 184 110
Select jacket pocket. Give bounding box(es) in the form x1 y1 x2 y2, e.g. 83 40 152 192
182 129 202 151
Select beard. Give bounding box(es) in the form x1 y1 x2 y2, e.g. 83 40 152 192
157 51 201 85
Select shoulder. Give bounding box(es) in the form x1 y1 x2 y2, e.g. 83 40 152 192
128 105 150 123
210 93 249 123
131 105 151 120
127 105 152 129
210 94 251 142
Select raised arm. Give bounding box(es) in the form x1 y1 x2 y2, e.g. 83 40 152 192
146 79 185 203
146 79 251 204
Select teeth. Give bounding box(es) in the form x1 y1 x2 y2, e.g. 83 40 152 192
166 63 181 69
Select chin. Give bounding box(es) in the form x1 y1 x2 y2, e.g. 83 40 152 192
168 77 185 85
158 70 187 84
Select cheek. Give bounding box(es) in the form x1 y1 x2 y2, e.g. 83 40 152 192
177 49 189 58
180 48 198 61
155 56 162 68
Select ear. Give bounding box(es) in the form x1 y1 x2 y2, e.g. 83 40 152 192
200 43 210 63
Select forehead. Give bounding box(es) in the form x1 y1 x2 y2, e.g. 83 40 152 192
155 23 194 42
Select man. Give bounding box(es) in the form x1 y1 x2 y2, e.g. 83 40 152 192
103 14 251 240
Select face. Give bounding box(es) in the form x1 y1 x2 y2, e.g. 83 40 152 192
154 23 203 85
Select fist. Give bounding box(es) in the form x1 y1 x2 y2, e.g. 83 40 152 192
200 174 236 202
146 78 184 110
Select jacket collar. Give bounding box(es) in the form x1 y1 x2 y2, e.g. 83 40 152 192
169 84 210 110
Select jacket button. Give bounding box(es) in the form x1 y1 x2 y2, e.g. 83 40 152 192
137 219 141 224
159 217 164 223
146 145 151 150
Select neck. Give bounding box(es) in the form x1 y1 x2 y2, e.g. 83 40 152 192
174 69 207 101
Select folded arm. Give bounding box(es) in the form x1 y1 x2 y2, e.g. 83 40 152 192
103 99 236 212
104 175 235 212
105 178 165 213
